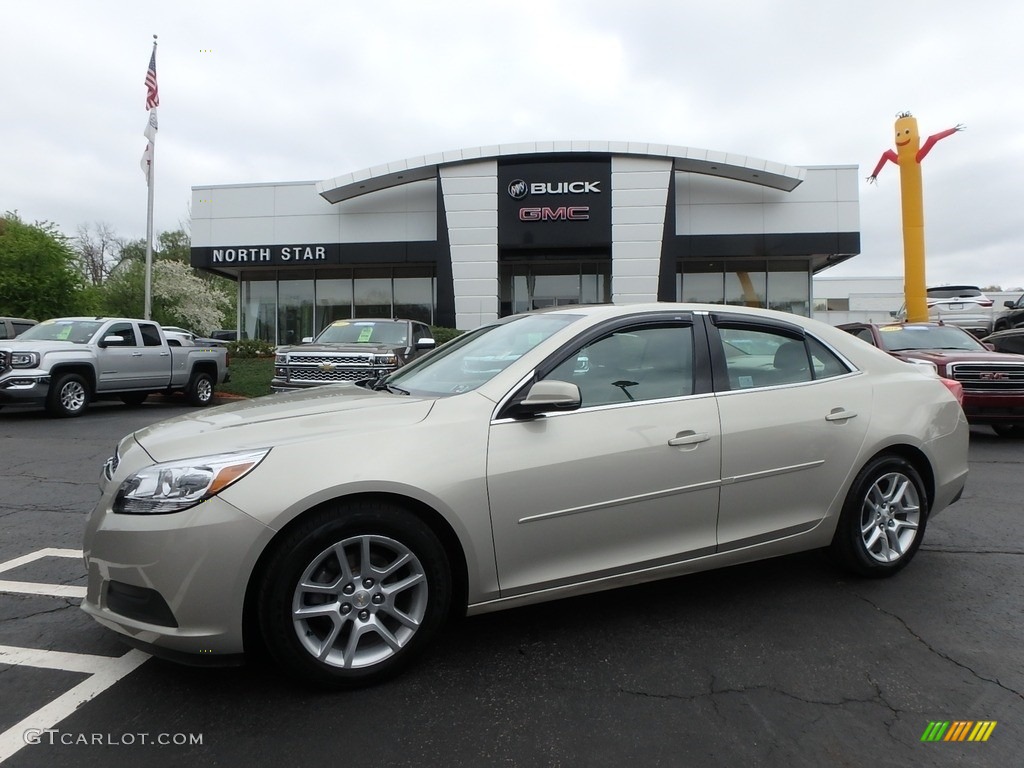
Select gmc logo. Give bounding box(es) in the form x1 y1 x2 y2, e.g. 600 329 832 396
519 206 590 221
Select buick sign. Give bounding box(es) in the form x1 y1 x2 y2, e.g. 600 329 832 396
508 179 529 199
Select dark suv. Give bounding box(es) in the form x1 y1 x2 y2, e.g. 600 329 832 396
272 319 435 392
839 321 1024 438
994 293 1024 331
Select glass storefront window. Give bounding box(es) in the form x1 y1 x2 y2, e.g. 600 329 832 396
725 261 766 308
317 278 354 332
394 275 434 324
240 275 277 343
278 278 314 345
354 268 392 318
768 264 811 317
499 259 610 316
677 262 725 304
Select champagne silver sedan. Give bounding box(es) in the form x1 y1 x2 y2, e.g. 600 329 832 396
82 304 969 687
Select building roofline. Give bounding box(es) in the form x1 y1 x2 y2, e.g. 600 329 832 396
315 140 807 203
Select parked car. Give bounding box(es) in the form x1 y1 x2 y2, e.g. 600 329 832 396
161 326 229 347
209 329 238 342
982 327 1024 355
0 317 37 339
271 318 435 393
0 317 229 417
839 320 1024 437
993 292 1024 331
894 285 994 337
83 303 969 687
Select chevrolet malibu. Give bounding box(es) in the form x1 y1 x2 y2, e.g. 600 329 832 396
83 304 969 687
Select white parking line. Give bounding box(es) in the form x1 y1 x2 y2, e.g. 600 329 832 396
0 648 150 763
0 548 151 764
0 548 86 599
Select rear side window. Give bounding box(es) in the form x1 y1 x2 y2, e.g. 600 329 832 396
139 323 163 347
720 327 850 390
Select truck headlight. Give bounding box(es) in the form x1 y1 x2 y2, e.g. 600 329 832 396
374 353 397 366
112 449 270 515
275 354 288 365
10 352 39 368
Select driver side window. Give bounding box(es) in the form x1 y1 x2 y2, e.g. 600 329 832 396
544 325 694 407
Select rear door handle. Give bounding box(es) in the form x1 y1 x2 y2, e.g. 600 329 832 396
825 408 857 422
668 431 710 447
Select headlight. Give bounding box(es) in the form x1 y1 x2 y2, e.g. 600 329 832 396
113 449 270 515
374 353 397 366
275 354 288 365
10 351 39 368
903 358 938 375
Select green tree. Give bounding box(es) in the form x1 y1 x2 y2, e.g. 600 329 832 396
103 259 231 333
0 212 95 318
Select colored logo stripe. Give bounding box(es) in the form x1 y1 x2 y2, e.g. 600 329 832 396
921 721 996 742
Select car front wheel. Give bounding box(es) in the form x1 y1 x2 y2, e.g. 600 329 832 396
258 501 452 688
830 455 928 577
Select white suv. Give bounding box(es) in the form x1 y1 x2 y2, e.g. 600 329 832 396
895 285 994 337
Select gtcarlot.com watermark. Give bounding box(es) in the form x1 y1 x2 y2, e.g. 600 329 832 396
24 729 203 747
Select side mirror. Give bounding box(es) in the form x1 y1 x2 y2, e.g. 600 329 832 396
416 337 437 351
1005 300 1015 308
99 335 121 347
889 310 898 318
301 337 313 344
510 380 581 419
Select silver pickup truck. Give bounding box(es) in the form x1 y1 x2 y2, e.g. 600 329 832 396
0 317 230 417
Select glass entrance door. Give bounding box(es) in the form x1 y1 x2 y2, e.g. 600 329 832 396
500 259 610 316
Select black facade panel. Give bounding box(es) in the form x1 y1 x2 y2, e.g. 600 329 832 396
498 159 612 249
434 182 456 328
663 232 861 260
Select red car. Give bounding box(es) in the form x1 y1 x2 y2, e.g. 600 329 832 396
838 321 1024 438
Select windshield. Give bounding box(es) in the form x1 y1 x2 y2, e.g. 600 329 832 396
877 325 986 352
386 313 582 396
314 320 407 345
17 319 104 344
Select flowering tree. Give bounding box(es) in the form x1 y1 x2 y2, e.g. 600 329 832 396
104 258 231 333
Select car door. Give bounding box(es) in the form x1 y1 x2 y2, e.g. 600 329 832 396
709 315 872 550
137 322 172 388
486 317 722 595
95 321 147 391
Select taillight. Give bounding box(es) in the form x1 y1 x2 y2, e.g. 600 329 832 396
979 299 993 307
940 377 964 405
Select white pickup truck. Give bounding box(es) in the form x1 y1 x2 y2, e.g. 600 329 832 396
0 317 230 417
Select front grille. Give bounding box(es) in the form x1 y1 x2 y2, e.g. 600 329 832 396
290 354 374 366
949 362 1024 392
0 350 8 374
289 368 380 382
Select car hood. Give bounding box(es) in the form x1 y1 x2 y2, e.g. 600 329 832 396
278 342 404 354
131 385 434 462
0 339 87 352
891 349 1024 364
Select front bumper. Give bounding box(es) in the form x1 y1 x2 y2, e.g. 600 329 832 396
81 494 274 660
961 392 1024 425
0 373 50 405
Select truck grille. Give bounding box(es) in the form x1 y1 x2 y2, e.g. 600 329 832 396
289 368 378 383
290 354 374 366
948 362 1024 392
0 350 8 374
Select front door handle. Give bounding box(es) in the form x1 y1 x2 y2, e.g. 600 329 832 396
825 408 857 422
668 431 710 447
131 352 143 357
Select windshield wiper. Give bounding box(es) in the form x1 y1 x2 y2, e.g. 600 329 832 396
384 383 409 395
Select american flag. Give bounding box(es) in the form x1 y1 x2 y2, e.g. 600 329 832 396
145 47 159 110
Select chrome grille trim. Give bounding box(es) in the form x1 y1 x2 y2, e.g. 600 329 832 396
948 362 1024 392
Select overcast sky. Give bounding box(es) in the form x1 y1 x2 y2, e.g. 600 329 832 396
3 1 1022 290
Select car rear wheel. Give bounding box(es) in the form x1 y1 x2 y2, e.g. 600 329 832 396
46 373 89 417
830 455 928 577
186 371 214 406
991 423 1024 438
258 501 451 688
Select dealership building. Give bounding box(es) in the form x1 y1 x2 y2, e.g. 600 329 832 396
190 140 860 343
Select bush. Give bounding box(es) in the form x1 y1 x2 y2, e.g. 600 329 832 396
431 326 464 346
227 338 277 358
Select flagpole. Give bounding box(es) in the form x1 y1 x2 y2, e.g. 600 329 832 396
143 35 158 320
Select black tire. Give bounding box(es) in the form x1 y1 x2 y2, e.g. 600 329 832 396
186 371 214 406
258 500 451 688
829 455 928 578
45 373 90 417
120 392 149 406
992 423 1024 438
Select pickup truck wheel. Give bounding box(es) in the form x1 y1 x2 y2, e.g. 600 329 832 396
120 392 149 406
258 501 452 688
186 371 214 406
46 373 89 418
